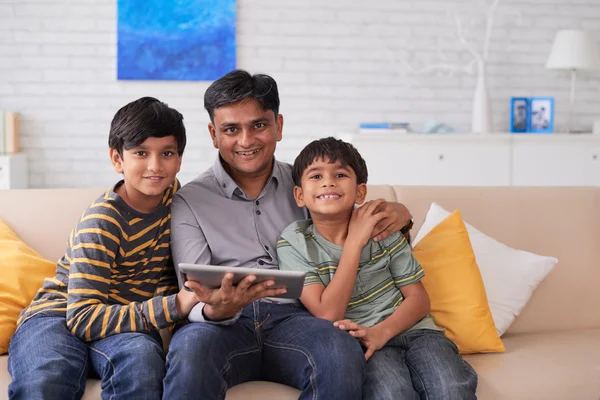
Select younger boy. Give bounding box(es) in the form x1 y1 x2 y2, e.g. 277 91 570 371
277 137 478 400
8 97 202 400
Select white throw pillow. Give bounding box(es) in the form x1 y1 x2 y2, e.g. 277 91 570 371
413 202 558 336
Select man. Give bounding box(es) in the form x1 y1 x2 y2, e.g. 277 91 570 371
163 70 413 399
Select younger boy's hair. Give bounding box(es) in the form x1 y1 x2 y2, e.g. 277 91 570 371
108 96 186 156
204 69 280 123
292 137 368 186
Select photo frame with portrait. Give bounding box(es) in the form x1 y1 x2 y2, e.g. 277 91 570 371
509 97 528 133
528 97 554 133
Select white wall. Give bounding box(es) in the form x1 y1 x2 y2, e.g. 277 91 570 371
1 0 599 188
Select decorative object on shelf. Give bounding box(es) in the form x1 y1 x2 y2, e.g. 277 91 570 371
509 98 528 133
0 112 20 154
406 0 517 134
546 30 600 133
358 122 412 134
117 0 236 81
528 97 554 134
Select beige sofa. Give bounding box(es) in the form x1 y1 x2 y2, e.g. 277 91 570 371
1 185 599 399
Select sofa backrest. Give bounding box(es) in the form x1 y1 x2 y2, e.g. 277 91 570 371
393 186 600 335
0 188 102 262
1 185 597 335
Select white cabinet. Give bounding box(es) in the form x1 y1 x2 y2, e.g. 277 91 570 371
585 146 600 187
343 133 600 187
511 137 587 186
350 135 511 186
0 153 28 189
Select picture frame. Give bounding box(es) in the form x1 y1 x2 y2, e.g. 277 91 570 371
509 97 528 133
528 97 554 134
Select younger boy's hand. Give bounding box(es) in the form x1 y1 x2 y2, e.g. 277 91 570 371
334 319 389 360
347 199 389 248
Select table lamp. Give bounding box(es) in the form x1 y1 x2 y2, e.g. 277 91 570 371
546 30 600 133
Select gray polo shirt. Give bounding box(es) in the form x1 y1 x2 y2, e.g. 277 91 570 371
171 155 307 323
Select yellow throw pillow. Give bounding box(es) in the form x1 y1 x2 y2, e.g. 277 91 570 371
0 217 55 354
413 210 505 354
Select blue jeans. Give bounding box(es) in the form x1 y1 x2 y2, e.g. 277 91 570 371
364 329 478 400
8 316 166 400
164 302 366 400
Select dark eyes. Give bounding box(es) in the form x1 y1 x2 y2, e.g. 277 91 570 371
133 151 174 157
309 173 347 179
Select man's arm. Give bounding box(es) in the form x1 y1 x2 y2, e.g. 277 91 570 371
371 201 413 243
170 194 230 324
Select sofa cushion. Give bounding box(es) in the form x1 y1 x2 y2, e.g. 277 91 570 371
463 329 600 399
0 218 55 354
413 202 558 336
412 210 504 354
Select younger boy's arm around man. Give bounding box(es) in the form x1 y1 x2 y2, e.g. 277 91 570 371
277 199 389 322
65 215 201 343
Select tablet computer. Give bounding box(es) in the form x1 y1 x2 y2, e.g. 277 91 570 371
178 263 306 299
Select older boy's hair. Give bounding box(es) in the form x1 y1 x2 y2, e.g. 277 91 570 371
108 97 186 156
204 69 280 123
292 137 368 186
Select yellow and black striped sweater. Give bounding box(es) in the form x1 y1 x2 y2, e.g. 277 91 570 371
17 180 182 342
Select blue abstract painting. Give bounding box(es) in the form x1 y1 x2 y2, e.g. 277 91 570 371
117 0 236 81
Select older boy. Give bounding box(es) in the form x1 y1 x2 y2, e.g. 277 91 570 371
277 137 478 400
8 97 201 400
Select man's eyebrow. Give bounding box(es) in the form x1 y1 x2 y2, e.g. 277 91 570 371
251 117 270 124
220 121 241 128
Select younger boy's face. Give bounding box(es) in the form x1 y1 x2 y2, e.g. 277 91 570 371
294 157 366 217
110 135 182 212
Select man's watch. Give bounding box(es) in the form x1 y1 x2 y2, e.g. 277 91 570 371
400 217 414 234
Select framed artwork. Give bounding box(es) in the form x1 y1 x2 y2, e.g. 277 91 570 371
509 97 528 133
528 97 554 134
117 0 236 81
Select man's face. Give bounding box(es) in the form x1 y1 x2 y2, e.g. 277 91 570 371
294 157 366 218
209 98 283 179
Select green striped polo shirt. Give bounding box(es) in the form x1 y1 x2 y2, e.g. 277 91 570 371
17 180 182 342
277 220 440 331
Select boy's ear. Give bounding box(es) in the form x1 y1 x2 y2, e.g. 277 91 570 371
208 123 218 149
355 183 368 205
293 186 306 208
109 148 124 174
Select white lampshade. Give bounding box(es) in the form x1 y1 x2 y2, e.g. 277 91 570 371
546 30 600 70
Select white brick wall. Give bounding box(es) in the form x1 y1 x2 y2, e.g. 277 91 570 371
1 0 599 188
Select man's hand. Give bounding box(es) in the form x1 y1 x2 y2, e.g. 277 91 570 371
368 200 412 242
185 273 287 321
347 199 389 248
334 319 390 360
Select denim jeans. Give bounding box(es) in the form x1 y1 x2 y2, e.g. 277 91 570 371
8 315 166 400
364 329 478 400
164 301 366 400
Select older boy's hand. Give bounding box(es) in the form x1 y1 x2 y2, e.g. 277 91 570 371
370 201 412 243
186 273 287 321
334 319 389 360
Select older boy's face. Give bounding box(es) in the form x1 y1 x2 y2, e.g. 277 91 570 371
110 135 182 212
294 158 366 218
208 98 283 181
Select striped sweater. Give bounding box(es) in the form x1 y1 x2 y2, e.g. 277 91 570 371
17 180 182 342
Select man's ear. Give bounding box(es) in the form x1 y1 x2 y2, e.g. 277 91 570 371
109 148 124 174
276 114 283 142
293 185 306 208
355 183 367 205
208 123 218 149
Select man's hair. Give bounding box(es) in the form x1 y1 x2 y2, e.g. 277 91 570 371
108 97 186 156
204 69 280 123
292 137 368 186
